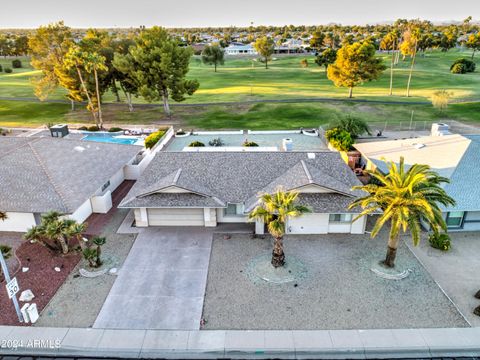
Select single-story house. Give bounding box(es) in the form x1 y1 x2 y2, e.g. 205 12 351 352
119 151 367 235
0 137 141 232
225 43 257 55
354 134 480 231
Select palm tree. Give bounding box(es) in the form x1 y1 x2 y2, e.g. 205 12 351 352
249 188 311 268
0 211 7 221
349 157 455 268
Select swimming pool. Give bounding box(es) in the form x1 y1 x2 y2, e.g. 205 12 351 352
165 132 326 151
82 133 143 146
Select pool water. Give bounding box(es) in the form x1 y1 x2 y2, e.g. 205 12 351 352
165 133 326 151
82 134 142 145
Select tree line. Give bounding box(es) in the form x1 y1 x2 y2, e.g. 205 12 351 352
28 22 199 128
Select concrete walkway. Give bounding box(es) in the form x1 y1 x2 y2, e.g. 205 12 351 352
94 227 213 330
1 326 480 359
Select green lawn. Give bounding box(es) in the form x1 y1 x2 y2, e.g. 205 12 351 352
0 50 479 129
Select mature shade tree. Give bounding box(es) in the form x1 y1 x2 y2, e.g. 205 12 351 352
324 32 340 49
254 36 275 69
466 33 480 59
201 44 225 72
349 157 455 267
249 188 310 268
110 37 137 111
13 35 29 56
309 30 325 51
113 26 199 115
439 25 459 52
28 21 73 101
62 46 108 128
315 48 337 76
327 41 386 98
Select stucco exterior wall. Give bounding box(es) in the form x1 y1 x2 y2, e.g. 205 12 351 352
0 212 37 232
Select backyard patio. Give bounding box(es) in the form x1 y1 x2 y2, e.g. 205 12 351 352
202 232 469 330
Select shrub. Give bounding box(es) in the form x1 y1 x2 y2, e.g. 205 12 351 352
428 232 451 251
325 127 354 152
4 68 12 74
243 140 259 147
475 289 480 299
144 129 166 149
0 64 2 72
87 125 100 132
12 59 22 68
208 137 224 147
450 58 476 74
329 115 370 138
474 305 480 317
300 58 309 68
176 129 187 135
189 141 205 147
108 127 123 132
77 126 88 131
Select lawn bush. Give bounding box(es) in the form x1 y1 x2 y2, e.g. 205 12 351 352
474 305 480 317
208 137 224 147
4 68 12 74
243 140 259 147
12 59 22 68
329 115 371 138
300 58 309 68
0 64 2 72
87 125 100 132
144 129 166 149
108 127 123 132
189 141 205 147
325 127 354 151
428 232 451 251
450 58 476 74
77 126 88 131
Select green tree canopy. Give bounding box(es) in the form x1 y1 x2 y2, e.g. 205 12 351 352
113 26 199 115
201 44 225 72
315 48 337 74
28 21 74 100
254 36 275 69
349 157 455 267
466 33 480 59
327 41 386 98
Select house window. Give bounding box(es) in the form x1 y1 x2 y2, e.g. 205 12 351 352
446 211 465 228
224 203 244 217
329 214 353 223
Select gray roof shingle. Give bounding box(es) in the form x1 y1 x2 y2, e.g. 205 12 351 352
120 151 363 213
0 137 140 213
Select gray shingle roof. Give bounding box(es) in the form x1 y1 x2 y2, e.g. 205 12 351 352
0 137 140 213
120 151 363 213
443 135 480 212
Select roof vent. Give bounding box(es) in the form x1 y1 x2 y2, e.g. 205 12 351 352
307 153 316 159
413 143 426 149
74 146 86 152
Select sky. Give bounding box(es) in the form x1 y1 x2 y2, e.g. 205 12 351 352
0 0 478 28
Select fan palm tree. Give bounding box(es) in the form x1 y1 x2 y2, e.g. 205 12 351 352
349 157 455 267
249 188 311 268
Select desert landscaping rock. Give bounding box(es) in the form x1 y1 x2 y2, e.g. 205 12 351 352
202 233 468 330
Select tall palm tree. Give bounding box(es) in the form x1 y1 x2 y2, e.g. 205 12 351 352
249 188 311 268
349 157 455 268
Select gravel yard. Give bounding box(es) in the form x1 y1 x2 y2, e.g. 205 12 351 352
35 208 136 328
202 233 468 330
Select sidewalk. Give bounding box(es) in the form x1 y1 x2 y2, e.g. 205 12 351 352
1 326 480 359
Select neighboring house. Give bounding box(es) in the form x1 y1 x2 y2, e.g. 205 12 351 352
119 152 367 235
225 43 258 55
0 137 141 232
354 134 480 231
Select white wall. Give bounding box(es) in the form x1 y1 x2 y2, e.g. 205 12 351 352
69 199 93 224
134 208 148 227
216 208 248 223
0 212 36 232
204 208 217 227
351 216 367 234
91 190 113 213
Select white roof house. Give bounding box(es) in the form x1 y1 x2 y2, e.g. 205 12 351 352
225 43 257 55
354 134 480 231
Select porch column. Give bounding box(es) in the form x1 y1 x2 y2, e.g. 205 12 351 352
255 219 265 235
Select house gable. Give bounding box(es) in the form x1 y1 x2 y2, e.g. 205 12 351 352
293 184 333 193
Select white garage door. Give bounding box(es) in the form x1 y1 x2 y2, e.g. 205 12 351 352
287 213 329 234
147 208 205 226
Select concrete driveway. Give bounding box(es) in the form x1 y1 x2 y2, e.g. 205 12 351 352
93 227 213 330
407 232 480 326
